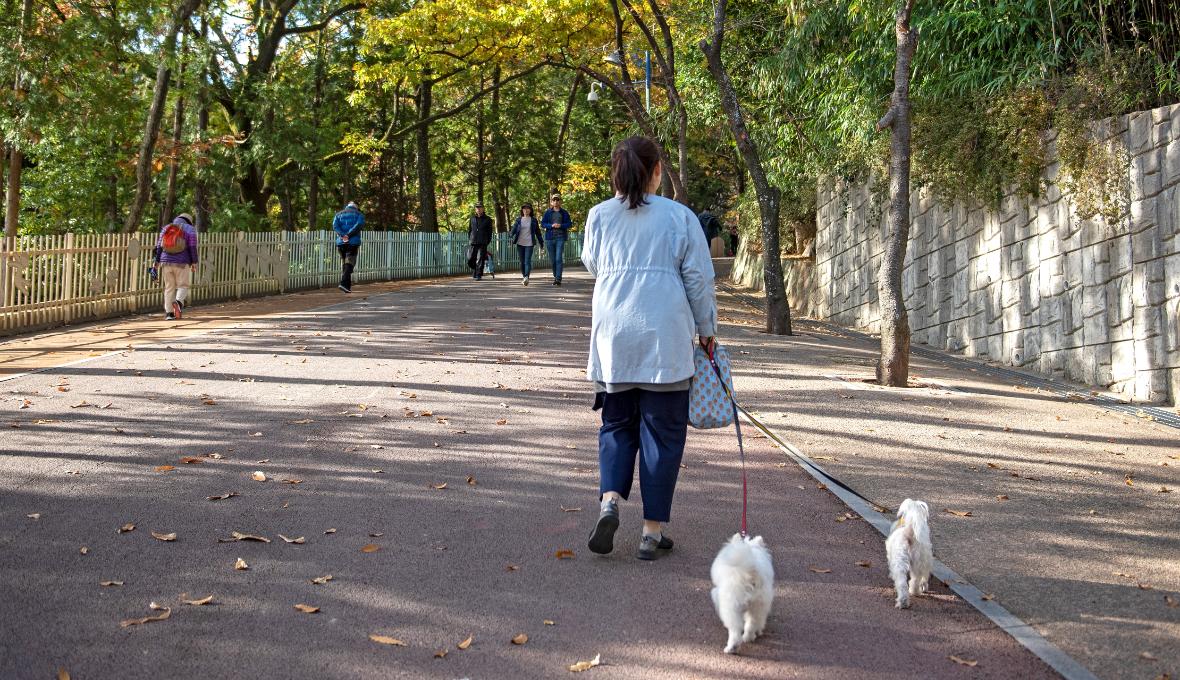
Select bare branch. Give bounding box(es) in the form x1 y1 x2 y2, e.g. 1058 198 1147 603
282 3 362 36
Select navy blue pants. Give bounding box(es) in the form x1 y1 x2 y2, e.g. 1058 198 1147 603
596 388 690 523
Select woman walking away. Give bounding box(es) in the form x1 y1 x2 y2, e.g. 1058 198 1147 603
510 203 544 285
582 136 717 560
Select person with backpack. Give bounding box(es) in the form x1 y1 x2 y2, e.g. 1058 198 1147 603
153 213 199 320
332 201 364 293
468 203 494 280
509 202 544 285
541 193 572 286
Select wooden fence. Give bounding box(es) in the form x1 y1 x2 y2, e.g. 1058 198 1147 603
0 231 584 336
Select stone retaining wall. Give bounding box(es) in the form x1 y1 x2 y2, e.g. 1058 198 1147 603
730 246 820 319
812 102 1180 404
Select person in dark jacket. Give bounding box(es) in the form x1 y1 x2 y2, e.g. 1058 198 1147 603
153 213 199 320
509 203 544 285
332 202 364 293
541 194 572 285
468 203 494 280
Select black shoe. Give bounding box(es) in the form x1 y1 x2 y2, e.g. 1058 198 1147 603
636 534 674 561
587 501 619 555
339 284 352 293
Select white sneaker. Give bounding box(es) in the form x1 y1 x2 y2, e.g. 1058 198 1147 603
523 276 529 286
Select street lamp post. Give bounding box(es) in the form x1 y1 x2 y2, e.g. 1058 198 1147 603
602 49 650 112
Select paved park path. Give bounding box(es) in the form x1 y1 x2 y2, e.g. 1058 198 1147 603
1 267 1076 679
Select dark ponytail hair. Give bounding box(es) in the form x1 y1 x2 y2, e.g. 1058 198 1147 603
611 136 661 210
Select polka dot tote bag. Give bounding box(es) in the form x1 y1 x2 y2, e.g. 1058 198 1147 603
689 343 736 429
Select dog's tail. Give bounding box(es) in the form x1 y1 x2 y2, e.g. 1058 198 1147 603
896 498 930 545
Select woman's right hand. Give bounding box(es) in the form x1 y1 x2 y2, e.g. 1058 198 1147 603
700 336 716 353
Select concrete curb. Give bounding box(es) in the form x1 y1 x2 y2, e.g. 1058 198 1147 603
741 408 1100 680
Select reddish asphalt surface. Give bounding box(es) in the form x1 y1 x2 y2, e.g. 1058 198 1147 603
0 269 1059 679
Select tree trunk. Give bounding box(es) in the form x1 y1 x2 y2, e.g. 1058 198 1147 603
551 73 582 192
875 0 917 386
4 0 33 237
162 60 186 223
123 0 201 233
489 66 507 231
307 171 319 231
475 76 485 206
415 77 438 232
700 0 791 335
278 185 296 231
193 17 210 232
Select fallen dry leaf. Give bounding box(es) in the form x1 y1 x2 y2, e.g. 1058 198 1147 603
278 534 305 544
324 528 337 534
511 633 528 645
855 561 871 568
1126 475 1135 487
288 419 314 425
808 566 832 574
369 634 407 647
26 513 40 520
120 607 171 628
207 492 238 501
182 595 214 606
100 580 124 587
467 476 477 486
205 453 225 460
57 668 70 680
228 531 270 543
294 604 320 614
1165 595 1178 608
1138 583 1154 590
80 547 89 555
948 655 978 667
155 465 175 472
996 495 1009 501
234 558 249 571
118 523 135 534
202 399 217 406
251 471 267 482
311 575 333 585
569 654 602 672
543 620 555 626
151 531 177 542
434 649 448 659
496 419 508 425
369 532 384 538
555 549 575 560
179 457 204 464
457 636 473 650
1141 651 1158 661
943 509 973 517
505 565 520 572
361 544 380 553
431 483 448 490
560 506 582 513
281 479 303 485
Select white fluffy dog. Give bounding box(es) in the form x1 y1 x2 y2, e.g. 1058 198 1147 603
885 498 933 609
710 533 774 654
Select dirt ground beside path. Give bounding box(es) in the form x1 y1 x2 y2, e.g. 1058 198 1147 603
1 269 1056 679
714 266 1180 680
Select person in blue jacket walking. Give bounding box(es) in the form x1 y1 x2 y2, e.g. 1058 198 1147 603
541 193 572 286
332 202 364 293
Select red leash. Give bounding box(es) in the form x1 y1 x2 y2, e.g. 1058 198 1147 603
705 342 747 537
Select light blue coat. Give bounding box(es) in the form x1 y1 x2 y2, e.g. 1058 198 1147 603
582 193 718 385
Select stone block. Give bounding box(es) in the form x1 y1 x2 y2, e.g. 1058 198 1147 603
1111 339 1137 383
1110 234 1133 276
1132 223 1162 264
1038 349 1064 377
1165 139 1180 188
1082 285 1109 345
1134 369 1168 403
1002 329 1024 364
1128 111 1152 155
987 333 1003 361
1131 155 1163 200
1169 367 1180 407
1064 248 1084 290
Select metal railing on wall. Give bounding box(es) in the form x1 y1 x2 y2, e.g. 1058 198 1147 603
0 231 584 336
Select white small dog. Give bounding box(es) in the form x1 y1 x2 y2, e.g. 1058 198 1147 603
885 498 933 609
710 533 774 654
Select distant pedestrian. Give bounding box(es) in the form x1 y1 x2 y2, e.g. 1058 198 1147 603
333 201 364 293
468 203 494 280
541 193 572 286
510 203 544 286
698 206 726 257
582 136 717 561
153 213 198 320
